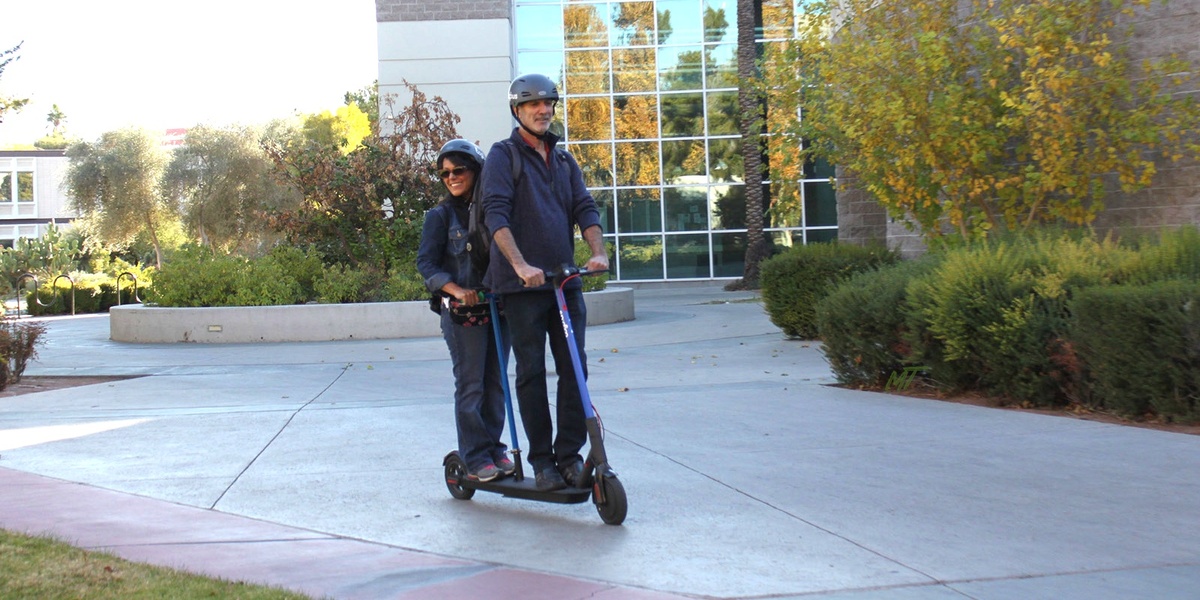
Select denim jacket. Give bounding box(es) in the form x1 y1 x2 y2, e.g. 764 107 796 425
417 197 483 294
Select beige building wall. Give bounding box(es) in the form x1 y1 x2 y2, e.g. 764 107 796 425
0 150 76 246
375 1 514 148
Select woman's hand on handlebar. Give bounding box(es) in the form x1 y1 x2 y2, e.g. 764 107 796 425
442 283 479 306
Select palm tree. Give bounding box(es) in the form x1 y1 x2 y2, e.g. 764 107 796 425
46 104 66 135
731 0 769 289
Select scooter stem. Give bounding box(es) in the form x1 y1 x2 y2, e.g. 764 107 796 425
488 294 525 481
550 279 596 421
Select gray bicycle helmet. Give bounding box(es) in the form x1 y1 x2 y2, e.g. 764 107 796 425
435 139 486 170
509 74 560 139
508 73 560 109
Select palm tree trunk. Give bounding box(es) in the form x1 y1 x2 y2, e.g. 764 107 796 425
734 0 769 289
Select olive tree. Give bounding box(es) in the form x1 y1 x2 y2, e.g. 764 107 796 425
65 128 177 268
161 124 301 253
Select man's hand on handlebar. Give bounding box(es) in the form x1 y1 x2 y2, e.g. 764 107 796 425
585 253 609 274
515 263 546 288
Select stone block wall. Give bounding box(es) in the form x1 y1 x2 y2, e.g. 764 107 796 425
832 171 888 246
376 0 509 22
1092 0 1200 236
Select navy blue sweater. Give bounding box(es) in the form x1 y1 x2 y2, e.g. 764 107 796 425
481 128 602 294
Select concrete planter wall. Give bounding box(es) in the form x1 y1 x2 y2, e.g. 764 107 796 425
109 287 635 343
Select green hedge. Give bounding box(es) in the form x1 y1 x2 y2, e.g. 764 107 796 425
264 246 325 301
902 234 1129 405
815 259 940 387
805 227 1200 420
1070 281 1200 422
382 262 429 302
149 248 267 307
148 245 437 307
761 242 897 339
315 264 372 304
1118 225 1200 284
22 249 593 310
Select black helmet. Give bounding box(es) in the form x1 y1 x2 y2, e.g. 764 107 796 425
508 74 559 108
435 139 486 170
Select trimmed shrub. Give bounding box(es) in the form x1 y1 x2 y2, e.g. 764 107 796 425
315 264 371 304
808 227 1199 420
381 261 428 302
1119 225 1200 284
761 242 898 339
816 258 940 387
147 247 246 307
904 233 1129 405
264 246 325 300
1070 281 1200 422
230 258 305 306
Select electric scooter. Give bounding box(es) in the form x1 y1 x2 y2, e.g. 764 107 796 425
442 267 628 525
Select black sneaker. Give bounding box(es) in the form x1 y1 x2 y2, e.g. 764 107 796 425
535 467 566 492
559 460 584 488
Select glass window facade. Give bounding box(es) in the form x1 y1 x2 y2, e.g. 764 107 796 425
0 169 34 203
515 0 836 281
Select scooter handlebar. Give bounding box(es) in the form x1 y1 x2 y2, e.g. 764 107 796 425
543 265 609 281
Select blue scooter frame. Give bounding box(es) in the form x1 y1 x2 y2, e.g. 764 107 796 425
442 267 628 525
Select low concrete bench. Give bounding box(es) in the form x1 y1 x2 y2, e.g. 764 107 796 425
109 287 634 343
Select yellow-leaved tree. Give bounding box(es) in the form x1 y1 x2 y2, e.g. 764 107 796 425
301 103 371 155
763 0 1200 241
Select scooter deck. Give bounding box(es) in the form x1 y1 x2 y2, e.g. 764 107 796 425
462 476 592 504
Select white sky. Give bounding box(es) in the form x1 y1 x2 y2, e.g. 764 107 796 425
0 0 379 147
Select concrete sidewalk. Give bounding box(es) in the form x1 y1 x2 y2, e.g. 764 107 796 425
1 285 1198 599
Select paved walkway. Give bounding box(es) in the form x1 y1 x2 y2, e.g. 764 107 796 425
1 285 1198 599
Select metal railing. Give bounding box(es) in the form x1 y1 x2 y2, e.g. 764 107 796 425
52 273 75 315
8 272 138 317
12 273 55 318
116 272 140 305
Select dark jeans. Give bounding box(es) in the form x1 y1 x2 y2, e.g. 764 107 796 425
441 310 509 471
503 288 588 473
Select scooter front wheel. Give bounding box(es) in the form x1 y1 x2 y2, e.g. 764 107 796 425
594 475 627 525
444 453 475 500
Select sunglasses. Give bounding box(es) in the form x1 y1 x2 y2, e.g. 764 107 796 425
438 166 469 179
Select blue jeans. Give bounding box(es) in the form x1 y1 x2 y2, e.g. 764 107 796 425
502 288 588 473
441 310 509 471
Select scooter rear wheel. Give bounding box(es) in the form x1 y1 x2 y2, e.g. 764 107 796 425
595 475 627 525
444 455 475 500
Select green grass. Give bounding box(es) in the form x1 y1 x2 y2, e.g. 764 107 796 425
0 529 314 599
